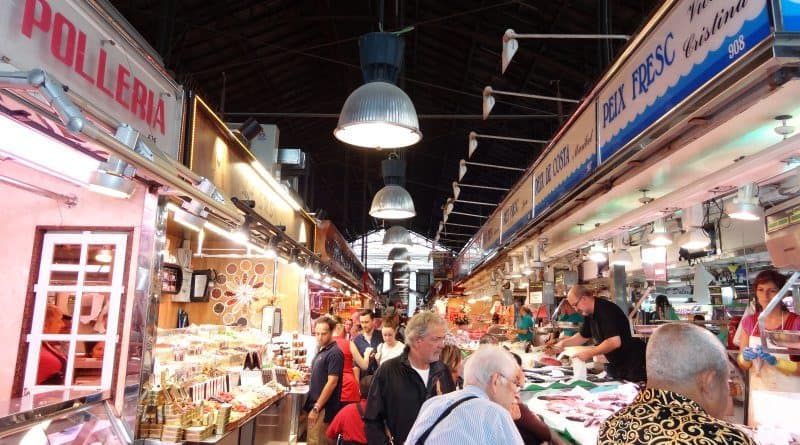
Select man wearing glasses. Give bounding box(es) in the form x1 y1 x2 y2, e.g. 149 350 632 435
405 345 524 444
549 285 646 382
363 311 456 445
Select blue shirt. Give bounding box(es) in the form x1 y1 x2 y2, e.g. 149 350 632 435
353 329 382 375
305 341 344 423
404 385 523 445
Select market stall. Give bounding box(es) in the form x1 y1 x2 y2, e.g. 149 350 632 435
132 92 331 443
0 0 195 442
447 0 800 441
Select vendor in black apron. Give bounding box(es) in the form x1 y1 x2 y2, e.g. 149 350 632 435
548 285 646 382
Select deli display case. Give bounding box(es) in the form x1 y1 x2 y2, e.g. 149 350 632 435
0 391 130 445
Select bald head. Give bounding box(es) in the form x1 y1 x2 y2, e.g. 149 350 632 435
647 323 730 417
647 323 727 383
568 285 592 299
567 285 595 316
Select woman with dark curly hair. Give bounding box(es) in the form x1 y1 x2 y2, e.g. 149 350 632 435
737 269 800 427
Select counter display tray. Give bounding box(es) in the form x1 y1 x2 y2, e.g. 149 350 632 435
767 330 800 349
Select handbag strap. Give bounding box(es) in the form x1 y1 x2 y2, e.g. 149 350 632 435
415 395 477 445
356 400 365 417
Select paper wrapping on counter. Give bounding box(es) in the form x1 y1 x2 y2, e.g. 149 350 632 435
692 263 714 304
572 357 587 381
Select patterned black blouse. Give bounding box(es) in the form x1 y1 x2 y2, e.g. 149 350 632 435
598 388 756 445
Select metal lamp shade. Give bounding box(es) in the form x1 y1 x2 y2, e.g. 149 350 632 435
88 169 135 199
387 247 411 263
383 226 412 247
334 82 422 149
370 184 416 219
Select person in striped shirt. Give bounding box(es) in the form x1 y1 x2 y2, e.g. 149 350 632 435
404 345 524 445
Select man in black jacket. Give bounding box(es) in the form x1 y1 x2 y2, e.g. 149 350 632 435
363 311 453 445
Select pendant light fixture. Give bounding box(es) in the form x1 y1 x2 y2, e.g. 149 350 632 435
387 247 411 263
648 217 673 246
383 225 412 247
679 204 711 250
588 240 608 263
370 153 416 219
610 233 633 267
726 183 763 221
510 256 523 278
334 32 421 149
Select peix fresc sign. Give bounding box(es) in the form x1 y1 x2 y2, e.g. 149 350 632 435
598 0 771 162
0 0 185 159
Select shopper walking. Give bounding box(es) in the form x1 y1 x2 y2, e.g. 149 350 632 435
363 311 453 445
375 321 405 366
333 317 360 405
304 315 343 445
404 345 524 445
351 309 383 382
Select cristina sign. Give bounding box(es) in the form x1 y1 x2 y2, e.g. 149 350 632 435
597 0 770 162
533 101 597 216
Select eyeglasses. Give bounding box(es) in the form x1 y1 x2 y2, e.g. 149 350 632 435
568 295 588 306
498 373 523 392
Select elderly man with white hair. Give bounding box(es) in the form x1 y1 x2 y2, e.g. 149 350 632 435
599 323 756 444
404 345 524 445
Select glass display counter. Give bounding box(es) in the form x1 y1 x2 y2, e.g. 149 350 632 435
0 391 129 444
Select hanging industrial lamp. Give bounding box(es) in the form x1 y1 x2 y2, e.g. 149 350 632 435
679 204 711 250
334 32 421 149
370 153 416 219
649 217 673 246
383 225 413 247
387 247 411 263
726 183 763 221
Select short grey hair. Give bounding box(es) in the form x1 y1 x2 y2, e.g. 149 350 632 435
463 345 518 389
570 284 592 297
647 323 728 383
405 311 446 343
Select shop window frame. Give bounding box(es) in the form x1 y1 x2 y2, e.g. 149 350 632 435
13 227 133 399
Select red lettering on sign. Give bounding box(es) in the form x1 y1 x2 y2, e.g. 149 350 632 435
115 65 130 109
96 48 114 98
74 31 94 84
22 0 50 38
131 77 147 120
18 0 170 137
145 90 154 124
153 97 165 135
51 13 76 67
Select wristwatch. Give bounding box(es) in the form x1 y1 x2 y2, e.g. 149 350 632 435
311 405 320 413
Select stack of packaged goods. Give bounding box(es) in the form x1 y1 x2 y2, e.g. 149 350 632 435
135 325 289 442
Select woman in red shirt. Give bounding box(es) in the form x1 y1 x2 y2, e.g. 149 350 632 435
333 318 360 405
37 304 67 385
326 376 372 445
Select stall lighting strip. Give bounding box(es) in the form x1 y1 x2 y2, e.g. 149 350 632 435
192 96 305 213
0 70 245 225
166 202 275 257
543 132 800 261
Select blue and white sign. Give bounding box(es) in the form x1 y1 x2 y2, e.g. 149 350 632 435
533 100 597 216
781 0 800 31
598 0 770 162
